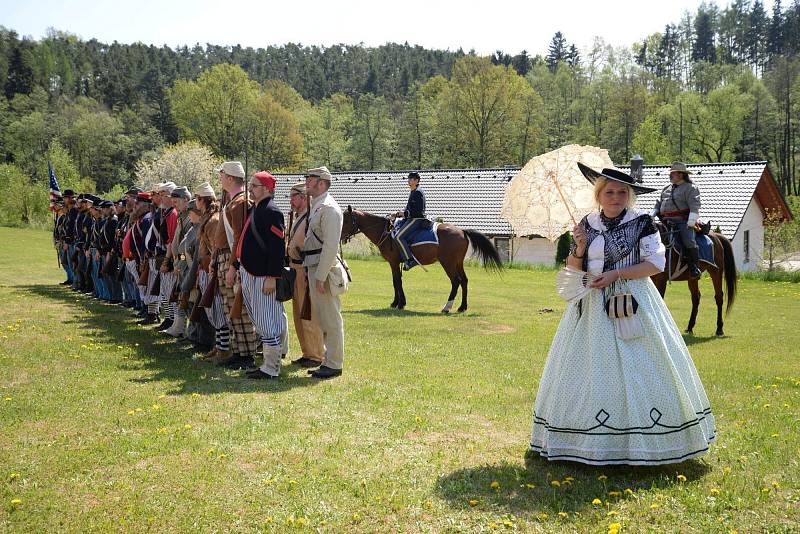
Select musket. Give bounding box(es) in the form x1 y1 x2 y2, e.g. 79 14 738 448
300 193 312 321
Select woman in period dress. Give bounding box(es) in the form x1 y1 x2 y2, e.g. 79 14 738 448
529 164 716 466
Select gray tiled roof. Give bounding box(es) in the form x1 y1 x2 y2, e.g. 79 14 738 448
273 162 768 239
622 161 768 239
274 168 518 236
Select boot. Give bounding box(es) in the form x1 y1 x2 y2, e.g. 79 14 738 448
138 313 160 325
212 350 235 365
685 247 702 279
163 317 185 337
156 318 173 331
252 344 281 378
200 348 219 361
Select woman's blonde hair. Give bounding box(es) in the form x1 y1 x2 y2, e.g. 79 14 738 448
593 177 637 208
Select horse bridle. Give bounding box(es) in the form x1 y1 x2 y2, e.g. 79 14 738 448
341 208 392 247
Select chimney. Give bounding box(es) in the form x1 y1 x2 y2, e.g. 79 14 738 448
630 154 644 183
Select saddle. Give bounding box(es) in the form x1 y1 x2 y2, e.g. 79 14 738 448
390 217 438 246
657 221 716 280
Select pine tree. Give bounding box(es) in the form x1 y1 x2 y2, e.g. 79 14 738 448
748 0 768 72
545 32 568 72
566 44 581 68
767 0 784 59
692 7 717 63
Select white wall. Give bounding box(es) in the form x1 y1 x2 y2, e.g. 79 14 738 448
511 237 557 266
731 198 764 272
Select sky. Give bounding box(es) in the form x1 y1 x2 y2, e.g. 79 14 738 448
0 0 774 56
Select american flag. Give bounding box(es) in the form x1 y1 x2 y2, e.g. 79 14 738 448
48 160 62 212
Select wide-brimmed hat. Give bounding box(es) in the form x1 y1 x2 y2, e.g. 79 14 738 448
217 161 246 179
193 182 216 199
669 161 692 175
577 162 657 195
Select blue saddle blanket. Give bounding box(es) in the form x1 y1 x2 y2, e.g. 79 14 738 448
391 218 438 246
696 233 715 265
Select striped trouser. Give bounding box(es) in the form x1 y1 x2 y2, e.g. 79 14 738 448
198 270 230 352
394 219 422 262
240 268 287 376
239 268 287 347
159 271 177 320
144 258 160 306
126 260 144 302
217 251 260 356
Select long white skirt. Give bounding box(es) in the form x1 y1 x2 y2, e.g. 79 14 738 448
529 277 716 465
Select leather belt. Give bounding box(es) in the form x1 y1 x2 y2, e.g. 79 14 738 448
661 209 689 218
302 248 321 257
290 258 303 265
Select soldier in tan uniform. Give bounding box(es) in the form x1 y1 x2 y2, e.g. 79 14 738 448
303 166 345 379
212 162 260 369
286 183 325 368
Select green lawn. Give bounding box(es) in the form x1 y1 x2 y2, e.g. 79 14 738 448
1 226 798 533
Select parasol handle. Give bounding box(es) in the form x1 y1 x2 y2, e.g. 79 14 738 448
549 172 577 225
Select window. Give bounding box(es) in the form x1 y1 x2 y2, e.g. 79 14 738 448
743 230 750 263
494 237 510 263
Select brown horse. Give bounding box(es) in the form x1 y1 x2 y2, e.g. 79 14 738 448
341 207 503 313
650 224 737 336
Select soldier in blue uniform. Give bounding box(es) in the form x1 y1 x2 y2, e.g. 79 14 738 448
653 162 702 279
393 172 427 271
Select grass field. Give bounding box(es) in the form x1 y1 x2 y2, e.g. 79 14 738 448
1 226 798 533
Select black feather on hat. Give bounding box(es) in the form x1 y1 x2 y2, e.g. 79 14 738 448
577 162 657 195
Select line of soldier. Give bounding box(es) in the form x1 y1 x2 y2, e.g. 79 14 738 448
53 162 347 380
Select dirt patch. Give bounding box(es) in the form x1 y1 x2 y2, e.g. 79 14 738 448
478 321 516 334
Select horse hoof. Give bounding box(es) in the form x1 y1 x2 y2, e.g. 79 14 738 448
390 302 398 308
457 307 467 313
716 331 724 337
685 329 693 335
441 309 449 314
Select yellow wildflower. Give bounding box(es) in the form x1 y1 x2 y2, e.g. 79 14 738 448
135 407 143 412
151 404 160 411
468 499 479 507
771 433 779 437
597 474 608 481
184 424 192 429
608 491 621 497
264 517 273 523
609 522 622 529
772 481 780 489
10 498 22 507
558 512 568 518
592 498 602 505
490 480 500 490
127 410 135 415
607 511 618 517
3 397 12 401
8 473 20 482
524 483 535 489
488 523 498 530
191 392 200 398
676 474 687 482
710 488 720 496
564 476 574 482
650 503 660 509
503 519 514 527
296 517 308 527
624 488 634 495
218 454 226 459
550 480 561 487
352 512 361 521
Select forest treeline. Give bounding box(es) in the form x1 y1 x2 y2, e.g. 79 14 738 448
1 0 799 226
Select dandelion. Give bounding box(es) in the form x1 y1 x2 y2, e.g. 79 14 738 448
624 488 634 495
151 404 160 411
609 522 621 529
8 473 20 482
650 503 660 510
502 519 514 527
207 448 215 454
607 511 618 517
10 498 22 508
538 513 549 520
3 397 12 401
414 416 422 423
550 480 561 487
218 454 226 459
562 479 572 486
423 500 432 509
755 384 762 389
468 499 479 507
592 498 602 505
127 410 135 415
285 516 295 526
763 404 771 409
264 517 273 523
488 523 499 530
771 481 780 489
771 433 780 437
296 516 308 527
710 488 720 496
184 424 192 429
597 474 608 481
524 483 535 489
352 512 361 521
564 476 574 482
558 512 568 518
676 475 687 482
158 394 166 399
490 480 500 490
608 491 621 497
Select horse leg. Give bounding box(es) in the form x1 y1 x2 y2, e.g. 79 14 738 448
711 268 725 336
457 266 469 313
440 259 461 314
390 263 402 308
686 278 700 335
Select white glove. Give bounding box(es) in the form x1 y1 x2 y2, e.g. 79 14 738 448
687 212 699 226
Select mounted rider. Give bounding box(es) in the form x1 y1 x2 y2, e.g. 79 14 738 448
652 161 702 279
393 171 427 271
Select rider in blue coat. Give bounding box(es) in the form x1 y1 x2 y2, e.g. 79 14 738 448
394 172 426 271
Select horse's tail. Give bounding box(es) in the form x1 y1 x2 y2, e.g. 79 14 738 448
718 233 737 315
464 229 504 272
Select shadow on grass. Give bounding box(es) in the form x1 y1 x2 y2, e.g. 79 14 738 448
435 455 711 516
346 307 448 318
23 284 320 396
682 333 725 346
